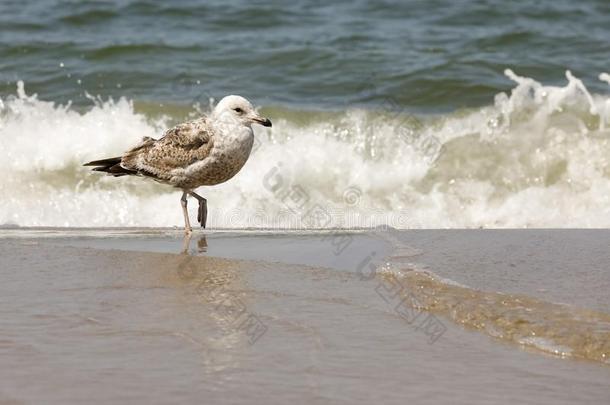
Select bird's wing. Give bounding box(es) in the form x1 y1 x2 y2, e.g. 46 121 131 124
121 118 215 180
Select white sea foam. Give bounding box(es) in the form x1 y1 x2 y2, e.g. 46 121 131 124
518 337 573 358
1 71 609 228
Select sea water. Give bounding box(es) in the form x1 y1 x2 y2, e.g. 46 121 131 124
1 0 609 228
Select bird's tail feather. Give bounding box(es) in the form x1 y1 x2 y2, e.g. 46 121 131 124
83 157 136 177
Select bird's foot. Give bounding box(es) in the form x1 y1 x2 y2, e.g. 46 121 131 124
197 199 208 229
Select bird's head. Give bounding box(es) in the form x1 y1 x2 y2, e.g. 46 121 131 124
212 95 272 128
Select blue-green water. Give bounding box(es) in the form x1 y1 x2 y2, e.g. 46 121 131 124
1 0 610 228
1 0 609 110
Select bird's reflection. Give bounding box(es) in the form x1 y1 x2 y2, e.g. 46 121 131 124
181 233 208 255
176 234 228 288
173 232 267 350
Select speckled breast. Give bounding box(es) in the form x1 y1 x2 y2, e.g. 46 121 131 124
177 134 254 189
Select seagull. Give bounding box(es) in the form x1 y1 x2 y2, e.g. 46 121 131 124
84 95 272 234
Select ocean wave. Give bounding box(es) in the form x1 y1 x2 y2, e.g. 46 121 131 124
0 70 609 228
377 264 610 363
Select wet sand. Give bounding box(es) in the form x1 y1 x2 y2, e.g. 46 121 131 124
1 229 609 404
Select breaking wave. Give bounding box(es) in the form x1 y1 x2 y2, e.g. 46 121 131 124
1 70 610 228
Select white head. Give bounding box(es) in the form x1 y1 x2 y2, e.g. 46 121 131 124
212 95 272 128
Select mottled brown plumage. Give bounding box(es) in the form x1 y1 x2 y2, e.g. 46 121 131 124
119 118 215 187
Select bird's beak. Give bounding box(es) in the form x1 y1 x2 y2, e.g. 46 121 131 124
251 114 272 127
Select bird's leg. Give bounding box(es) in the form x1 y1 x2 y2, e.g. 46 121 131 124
181 191 192 234
188 191 207 229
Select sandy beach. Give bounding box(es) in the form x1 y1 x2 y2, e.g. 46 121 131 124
1 229 609 404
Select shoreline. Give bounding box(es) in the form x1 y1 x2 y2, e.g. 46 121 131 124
2 229 610 403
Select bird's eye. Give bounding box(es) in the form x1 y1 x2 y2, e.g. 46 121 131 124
233 107 243 114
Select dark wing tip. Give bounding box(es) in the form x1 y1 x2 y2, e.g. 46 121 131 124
84 157 122 167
